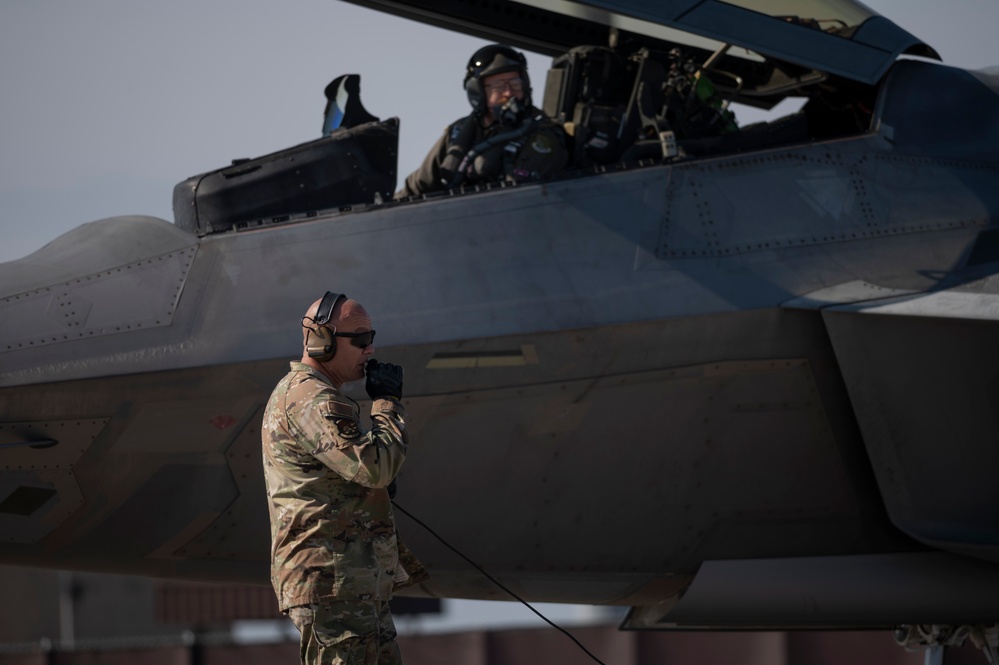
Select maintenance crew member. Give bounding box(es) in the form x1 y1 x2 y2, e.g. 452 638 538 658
262 292 427 665
395 43 568 198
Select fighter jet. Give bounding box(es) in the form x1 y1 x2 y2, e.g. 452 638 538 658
2 0 998 660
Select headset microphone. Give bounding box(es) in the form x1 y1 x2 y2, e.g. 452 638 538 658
305 292 345 362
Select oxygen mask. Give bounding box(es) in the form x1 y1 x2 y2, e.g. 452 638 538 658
494 97 528 127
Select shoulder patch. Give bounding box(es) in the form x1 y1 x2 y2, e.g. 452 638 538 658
319 399 356 419
530 134 554 154
334 418 362 439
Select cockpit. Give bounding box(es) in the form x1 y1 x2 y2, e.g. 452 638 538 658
172 0 941 237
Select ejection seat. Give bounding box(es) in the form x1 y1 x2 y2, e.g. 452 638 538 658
542 44 812 166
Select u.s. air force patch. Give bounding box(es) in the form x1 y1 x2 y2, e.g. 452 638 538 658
531 134 554 154
318 399 362 441
334 418 362 439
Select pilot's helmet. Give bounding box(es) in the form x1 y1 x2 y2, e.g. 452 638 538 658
464 44 531 113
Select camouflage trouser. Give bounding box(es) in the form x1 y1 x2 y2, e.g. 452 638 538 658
287 601 401 665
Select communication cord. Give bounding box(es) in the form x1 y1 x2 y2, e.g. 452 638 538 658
392 500 610 665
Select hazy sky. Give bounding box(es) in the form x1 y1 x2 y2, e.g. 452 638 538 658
1 0 997 264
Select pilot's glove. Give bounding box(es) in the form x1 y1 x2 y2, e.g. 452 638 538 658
365 359 404 400
387 478 398 499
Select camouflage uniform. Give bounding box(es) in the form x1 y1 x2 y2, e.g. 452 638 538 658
262 361 427 664
287 602 399 665
395 107 568 198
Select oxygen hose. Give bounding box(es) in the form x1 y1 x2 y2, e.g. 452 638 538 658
447 116 538 189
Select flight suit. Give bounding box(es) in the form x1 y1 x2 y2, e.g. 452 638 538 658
395 106 569 198
262 361 428 665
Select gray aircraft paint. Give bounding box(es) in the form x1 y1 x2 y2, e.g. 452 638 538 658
1 0 998 639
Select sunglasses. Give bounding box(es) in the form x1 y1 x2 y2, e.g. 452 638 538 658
333 329 376 349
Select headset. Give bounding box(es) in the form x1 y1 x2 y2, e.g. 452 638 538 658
304 291 345 362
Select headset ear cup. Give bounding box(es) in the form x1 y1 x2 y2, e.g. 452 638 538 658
308 326 337 362
321 326 337 362
307 291 345 362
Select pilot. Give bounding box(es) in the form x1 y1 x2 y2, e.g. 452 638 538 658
261 292 427 665
395 43 568 198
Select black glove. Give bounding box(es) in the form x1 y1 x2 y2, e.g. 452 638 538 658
365 359 404 400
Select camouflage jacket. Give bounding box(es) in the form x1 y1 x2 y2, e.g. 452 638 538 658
262 361 426 609
395 106 568 198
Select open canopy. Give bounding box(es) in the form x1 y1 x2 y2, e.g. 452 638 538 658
344 0 938 88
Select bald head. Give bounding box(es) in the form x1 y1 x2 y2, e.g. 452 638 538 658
301 295 375 386
301 296 369 346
